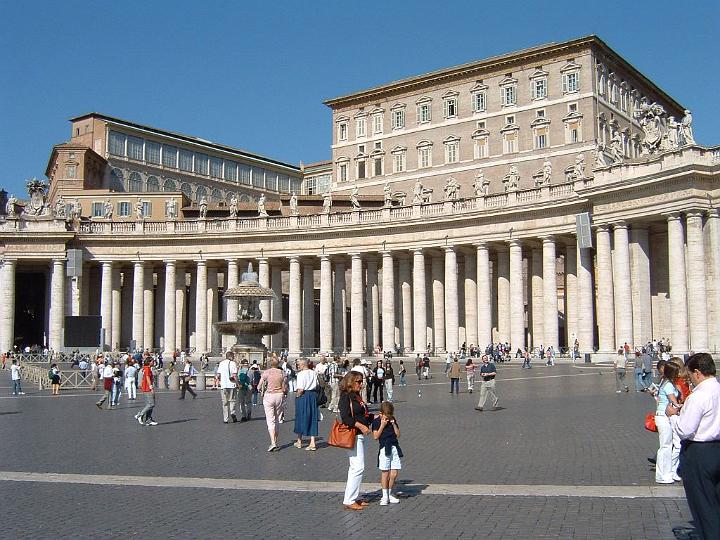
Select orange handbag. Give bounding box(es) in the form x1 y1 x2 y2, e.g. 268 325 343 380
644 412 657 432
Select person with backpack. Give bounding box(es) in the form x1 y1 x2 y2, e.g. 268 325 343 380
237 359 252 422
49 363 61 395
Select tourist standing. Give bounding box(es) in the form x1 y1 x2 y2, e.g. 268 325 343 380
329 359 348 413
398 360 407 386
10 359 24 395
465 358 476 393
135 358 157 426
339 371 372 510
372 360 385 403
475 355 498 411
111 362 122 407
293 359 319 450
444 352 452 374
124 360 137 400
371 401 402 505
666 353 720 540
49 363 61 395
260 358 287 451
422 354 430 379
384 362 394 402
90 358 99 391
237 359 252 421
96 361 114 409
653 361 681 484
216 353 239 424
642 350 655 389
448 356 461 394
179 358 197 400
250 361 261 406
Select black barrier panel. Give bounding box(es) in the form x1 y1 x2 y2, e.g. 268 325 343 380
64 316 101 347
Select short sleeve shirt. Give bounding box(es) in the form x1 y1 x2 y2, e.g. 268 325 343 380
480 363 496 381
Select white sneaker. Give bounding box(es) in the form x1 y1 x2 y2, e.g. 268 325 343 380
136 417 145 425
146 420 158 426
19 392 25 395
388 494 400 504
379 497 389 506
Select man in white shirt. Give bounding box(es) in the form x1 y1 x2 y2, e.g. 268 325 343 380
10 359 24 395
179 358 197 400
666 353 720 539
95 362 115 409
215 353 239 423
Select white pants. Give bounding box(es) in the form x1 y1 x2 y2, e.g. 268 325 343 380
384 379 393 401
125 380 136 400
655 414 680 482
343 434 365 505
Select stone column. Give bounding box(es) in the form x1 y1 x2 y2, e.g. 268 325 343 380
497 247 510 344
100 261 113 349
163 261 176 355
612 222 633 349
706 209 720 351
541 237 558 349
381 251 395 352
666 213 688 352
319 255 333 354
207 266 219 353
630 226 652 347
476 243 491 348
508 240 524 351
577 241 595 353
530 247 543 348
49 258 66 351
271 265 284 350
143 267 154 350
334 260 347 352
431 255 445 352
412 248 427 353
564 244 577 347
0 260 16 353
195 260 208 354
224 259 239 350
288 256 302 356
132 261 144 351
399 257 412 353
111 267 121 350
595 225 615 352
350 253 364 356
302 262 315 353
686 211 708 350
258 257 270 349
464 251 478 348
366 258 380 352
175 266 186 351
69 274 82 317
444 247 459 353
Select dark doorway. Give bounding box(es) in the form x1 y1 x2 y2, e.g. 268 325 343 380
14 272 46 348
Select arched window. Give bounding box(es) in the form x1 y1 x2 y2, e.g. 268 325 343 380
180 182 192 198
128 172 143 192
109 168 124 191
146 176 160 192
195 185 207 202
163 178 176 192
210 188 222 203
239 194 251 203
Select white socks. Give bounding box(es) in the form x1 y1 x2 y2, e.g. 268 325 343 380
382 488 390 499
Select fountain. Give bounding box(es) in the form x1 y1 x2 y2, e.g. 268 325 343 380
214 263 286 365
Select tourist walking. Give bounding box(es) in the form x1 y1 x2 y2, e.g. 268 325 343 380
90 358 99 391
96 361 114 409
449 356 461 394
339 371 372 511
49 363 61 395
642 350 655 389
135 358 157 426
293 359 319 450
237 359 252 421
111 362 122 407
398 360 406 386
666 353 720 540
260 358 287 451
414 354 422 380
465 358 476 393
371 401 402 505
633 351 645 391
653 361 681 484
422 355 430 379
475 355 498 411
614 350 630 393
179 358 197 399
216 353 239 423
10 359 24 395
250 361 261 406
124 360 137 400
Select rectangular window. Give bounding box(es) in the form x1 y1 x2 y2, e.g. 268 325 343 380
142 201 152 216
146 141 161 164
473 92 486 112
224 160 238 182
357 160 366 179
392 152 405 173
445 143 458 164
210 157 223 178
506 115 516 126
127 136 143 161
443 98 457 118
563 72 579 93
474 138 488 159
372 114 383 134
108 131 126 156
252 168 264 187
278 174 290 192
373 157 383 176
417 103 431 123
419 147 431 168
266 171 278 191
568 102 578 113
358 144 366 154
195 153 209 175
339 163 348 182
338 122 348 141
179 149 194 172
356 117 366 137
536 109 545 118
239 164 251 185
566 121 582 143
374 141 382 150
162 145 177 168
117 201 130 217
91 202 104 217
533 79 547 100
290 178 302 194
535 130 547 149
503 132 518 153
502 85 517 106
392 109 405 129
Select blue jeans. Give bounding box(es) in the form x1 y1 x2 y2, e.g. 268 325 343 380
450 378 459 394
634 368 644 391
642 371 653 389
111 380 122 405
12 379 21 394
399 372 406 386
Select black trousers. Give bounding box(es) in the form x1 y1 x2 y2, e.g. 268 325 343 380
680 440 720 540
180 377 196 398
372 380 384 402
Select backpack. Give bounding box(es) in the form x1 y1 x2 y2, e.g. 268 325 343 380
237 369 251 390
48 369 54 380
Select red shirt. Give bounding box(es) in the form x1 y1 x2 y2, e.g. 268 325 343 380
140 366 153 392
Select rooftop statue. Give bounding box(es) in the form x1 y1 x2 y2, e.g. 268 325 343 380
25 178 49 216
198 197 208 218
503 165 520 191
104 198 113 219
443 177 460 201
5 194 17 217
258 193 268 217
229 194 238 218
165 198 177 219
383 183 392 207
350 186 361 209
322 191 332 214
289 192 299 215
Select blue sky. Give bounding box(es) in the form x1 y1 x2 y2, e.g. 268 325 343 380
1 0 718 198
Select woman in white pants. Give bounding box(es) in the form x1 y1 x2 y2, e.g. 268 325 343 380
338 371 372 511
124 360 138 400
653 361 682 483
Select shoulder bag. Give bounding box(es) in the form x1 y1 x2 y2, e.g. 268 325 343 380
328 395 357 449
644 411 657 432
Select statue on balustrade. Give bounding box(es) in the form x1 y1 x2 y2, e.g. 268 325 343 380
198 197 208 218
542 159 552 185
24 178 49 216
71 198 81 220
165 198 177 219
443 177 460 201
666 116 679 149
136 199 144 220
383 183 392 207
413 179 423 204
103 198 113 219
679 110 695 145
5 194 17 217
322 191 332 214
635 99 667 154
257 193 268 217
229 194 238 218
573 154 586 180
607 129 625 163
289 192 299 215
503 165 520 191
350 186 361 209
473 171 485 197
54 196 66 218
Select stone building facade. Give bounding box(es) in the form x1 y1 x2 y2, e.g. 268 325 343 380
0 36 718 358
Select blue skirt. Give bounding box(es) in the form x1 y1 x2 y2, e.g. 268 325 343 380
294 389 319 437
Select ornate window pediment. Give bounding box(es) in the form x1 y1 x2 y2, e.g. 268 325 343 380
335 156 350 164
470 81 488 92
561 60 582 73
353 110 367 118
498 75 518 87
563 111 583 122
415 96 432 105
369 106 385 115
353 153 367 161
441 89 460 99
443 135 461 144
472 129 490 139
390 102 406 111
335 115 349 123
390 145 407 154
528 67 549 80
369 148 386 157
530 116 551 128
416 139 433 148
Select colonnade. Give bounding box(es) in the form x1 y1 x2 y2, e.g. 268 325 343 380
0 209 718 356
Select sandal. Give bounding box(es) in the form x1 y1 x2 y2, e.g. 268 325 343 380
293 441 302 449
305 445 317 451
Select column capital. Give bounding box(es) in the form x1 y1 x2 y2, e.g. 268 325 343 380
706 208 719 219
507 239 522 249
474 241 488 250
287 255 301 263
162 259 176 266
349 252 363 260
411 247 424 255
540 235 555 245
444 245 456 253
594 223 611 233
195 259 207 267
381 250 394 258
319 254 331 262
52 257 66 264
663 211 683 222
685 209 705 220
611 220 628 230
257 256 269 263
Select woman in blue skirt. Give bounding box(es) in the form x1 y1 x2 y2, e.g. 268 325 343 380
293 359 319 450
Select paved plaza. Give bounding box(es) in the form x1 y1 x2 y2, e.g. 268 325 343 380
0 362 696 539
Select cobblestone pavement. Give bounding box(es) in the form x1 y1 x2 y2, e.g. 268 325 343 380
0 363 697 538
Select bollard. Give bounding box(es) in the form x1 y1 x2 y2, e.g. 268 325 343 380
195 372 206 391
157 371 167 390
168 371 180 391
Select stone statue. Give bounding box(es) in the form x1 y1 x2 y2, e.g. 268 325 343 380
322 191 332 214
573 154 586 180
166 198 177 219
198 196 208 218
136 199 144 220
54 196 66 218
607 129 625 163
104 198 113 219
350 186 361 209
635 100 667 154
25 178 49 216
503 165 520 191
443 177 460 201
71 198 81 219
666 116 679 149
413 179 423 204
542 159 552 185
229 194 238 218
473 172 484 197
5 194 17 216
289 191 299 215
383 183 392 207
593 142 609 167
257 193 268 217
482 175 491 195
679 110 695 145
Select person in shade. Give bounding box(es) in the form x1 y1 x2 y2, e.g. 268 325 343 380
666 353 720 540
339 371 373 511
293 359 319 450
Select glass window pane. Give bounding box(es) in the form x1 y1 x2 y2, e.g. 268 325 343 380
179 149 193 172
162 145 177 168
146 141 161 164
127 136 143 160
210 157 223 178
225 160 238 182
252 168 264 187
108 131 126 156
195 153 208 175
239 164 251 185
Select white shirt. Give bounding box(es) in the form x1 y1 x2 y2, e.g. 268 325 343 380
351 365 367 377
295 369 318 391
315 363 328 376
102 365 113 378
670 377 720 442
216 359 238 389
125 365 137 382
11 364 21 381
